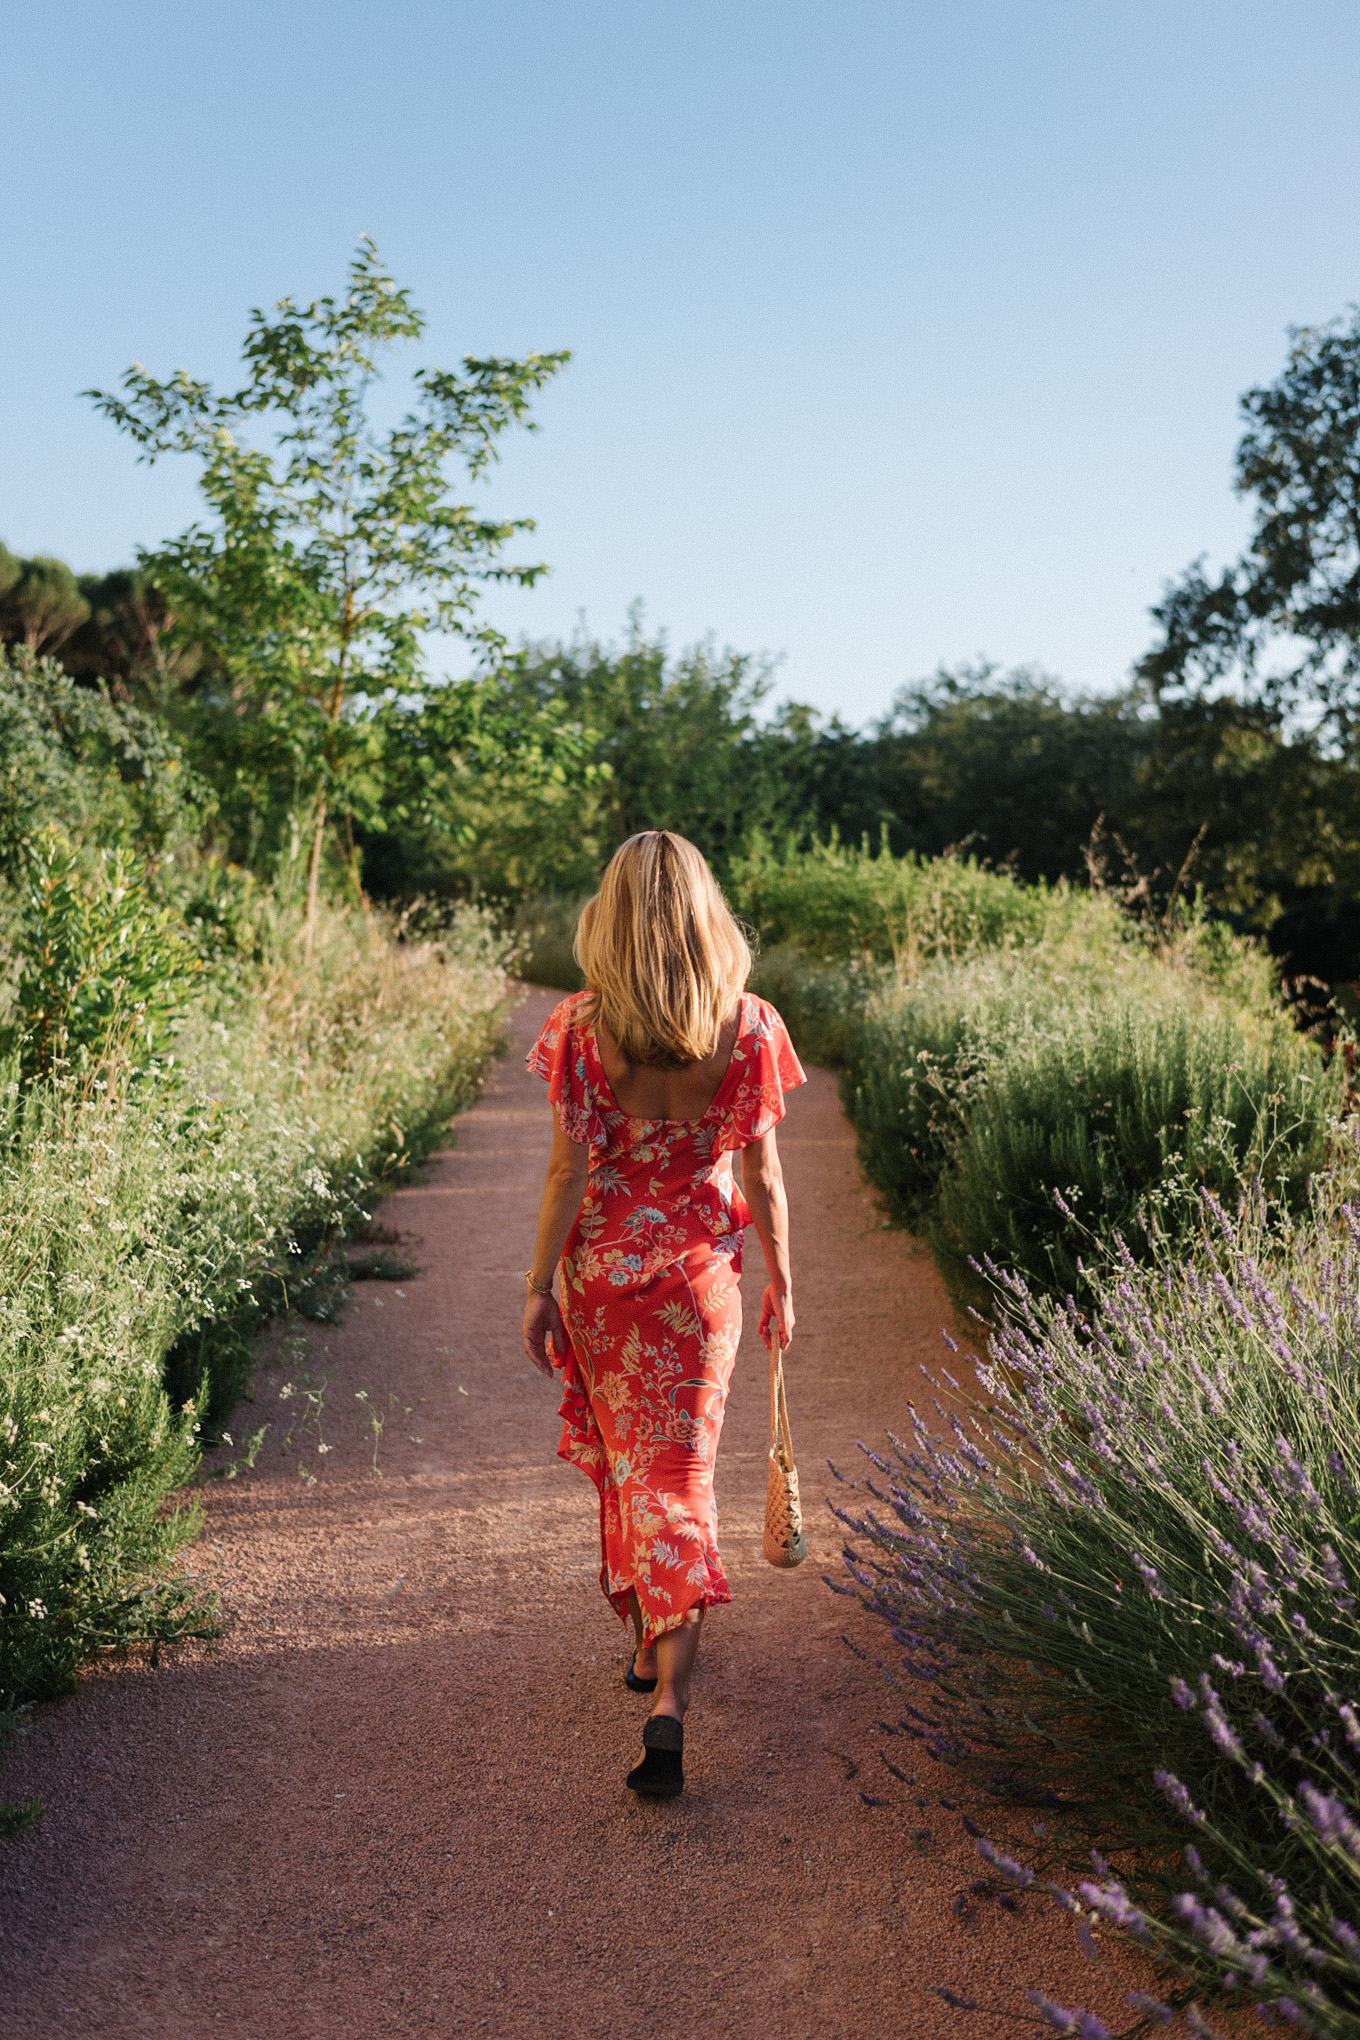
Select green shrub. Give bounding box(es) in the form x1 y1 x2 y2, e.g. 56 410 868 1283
0 645 208 879
746 943 877 1068
931 1000 1343 1304
730 833 1073 966
744 847 1311 1305
0 898 509 1714
0 1062 209 1716
2 826 205 1082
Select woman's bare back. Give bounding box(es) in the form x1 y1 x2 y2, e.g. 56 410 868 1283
594 1003 742 1122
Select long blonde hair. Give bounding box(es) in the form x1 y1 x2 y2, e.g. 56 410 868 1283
574 832 751 1067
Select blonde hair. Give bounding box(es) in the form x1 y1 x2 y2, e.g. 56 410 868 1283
574 832 751 1067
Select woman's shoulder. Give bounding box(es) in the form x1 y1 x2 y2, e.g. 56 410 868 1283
545 989 593 1035
740 992 789 1041
527 990 595 1077
736 991 805 1089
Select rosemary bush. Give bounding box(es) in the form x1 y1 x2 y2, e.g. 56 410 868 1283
832 1186 1360 2034
929 999 1341 1305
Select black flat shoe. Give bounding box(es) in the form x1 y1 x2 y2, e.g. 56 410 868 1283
626 1714 684 1798
624 1652 657 1694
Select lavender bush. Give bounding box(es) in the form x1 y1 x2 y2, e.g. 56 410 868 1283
833 1182 1360 2032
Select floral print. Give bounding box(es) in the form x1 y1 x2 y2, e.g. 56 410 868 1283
527 992 805 1644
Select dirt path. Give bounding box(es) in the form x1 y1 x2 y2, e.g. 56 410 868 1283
0 989 1143 2039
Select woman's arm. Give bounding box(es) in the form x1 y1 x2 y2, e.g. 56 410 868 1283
739 1127 795 1351
522 1118 590 1378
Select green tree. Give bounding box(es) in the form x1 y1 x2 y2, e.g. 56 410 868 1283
356 670 608 901
496 613 788 874
1138 311 1360 979
867 663 1152 881
88 239 569 945
65 567 209 711
1140 310 1360 738
0 553 91 655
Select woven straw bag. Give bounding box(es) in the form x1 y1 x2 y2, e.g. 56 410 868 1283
762 1328 808 1568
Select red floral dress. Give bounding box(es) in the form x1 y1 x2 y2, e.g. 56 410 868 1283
527 993 805 1644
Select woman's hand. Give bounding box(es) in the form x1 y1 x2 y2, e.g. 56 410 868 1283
523 1288 567 1378
758 1281 795 1353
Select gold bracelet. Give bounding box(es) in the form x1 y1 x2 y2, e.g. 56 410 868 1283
524 1270 554 1296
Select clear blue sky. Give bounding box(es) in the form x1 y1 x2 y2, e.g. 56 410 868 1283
4 1 1359 723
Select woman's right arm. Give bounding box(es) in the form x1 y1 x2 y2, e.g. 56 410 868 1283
522 1117 590 1378
739 1127 795 1350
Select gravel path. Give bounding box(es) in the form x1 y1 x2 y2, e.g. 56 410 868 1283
0 988 1144 2038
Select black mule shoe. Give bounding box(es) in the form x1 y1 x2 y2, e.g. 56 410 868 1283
626 1714 684 1798
624 1651 657 1694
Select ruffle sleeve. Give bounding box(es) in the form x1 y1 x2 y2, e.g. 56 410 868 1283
724 997 807 1147
526 996 600 1146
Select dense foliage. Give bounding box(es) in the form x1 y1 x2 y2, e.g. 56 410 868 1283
0 649 510 1818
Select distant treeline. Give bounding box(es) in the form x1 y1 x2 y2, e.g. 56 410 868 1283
2 552 1356 989
9 299 1360 990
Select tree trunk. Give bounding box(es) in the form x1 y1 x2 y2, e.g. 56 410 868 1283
304 796 327 957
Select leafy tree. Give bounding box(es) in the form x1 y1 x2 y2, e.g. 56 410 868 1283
356 670 607 900
494 614 790 874
1140 310 1360 740
757 698 895 851
0 553 90 655
867 663 1152 881
64 568 210 710
88 239 569 944
1137 312 1360 980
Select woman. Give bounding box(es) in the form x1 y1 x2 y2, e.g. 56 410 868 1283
521 832 804 1799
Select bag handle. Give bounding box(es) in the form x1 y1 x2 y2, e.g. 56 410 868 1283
767 1327 795 1474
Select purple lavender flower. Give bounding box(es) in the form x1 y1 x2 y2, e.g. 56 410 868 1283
1203 1697 1246 1765
1329 1916 1360 1959
1155 1771 1206 1824
1079 1880 1149 1940
1125 1993 1175 2025
1132 1552 1166 1601
1171 1894 1245 1962
1025 1992 1111 2038
975 1836 1033 1886
1298 1782 1360 1858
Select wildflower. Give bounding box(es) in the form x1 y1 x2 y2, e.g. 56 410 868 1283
1126 1992 1175 2024
1298 1782 1360 1859
1155 1771 1206 1825
1025 1991 1111 2038
975 1837 1033 1886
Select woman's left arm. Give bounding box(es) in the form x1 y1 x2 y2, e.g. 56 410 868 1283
522 1118 590 1378
740 1126 795 1351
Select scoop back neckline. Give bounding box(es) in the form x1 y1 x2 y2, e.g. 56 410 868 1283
582 992 750 1127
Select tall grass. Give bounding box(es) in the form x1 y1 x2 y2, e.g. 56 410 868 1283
0 899 509 1719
